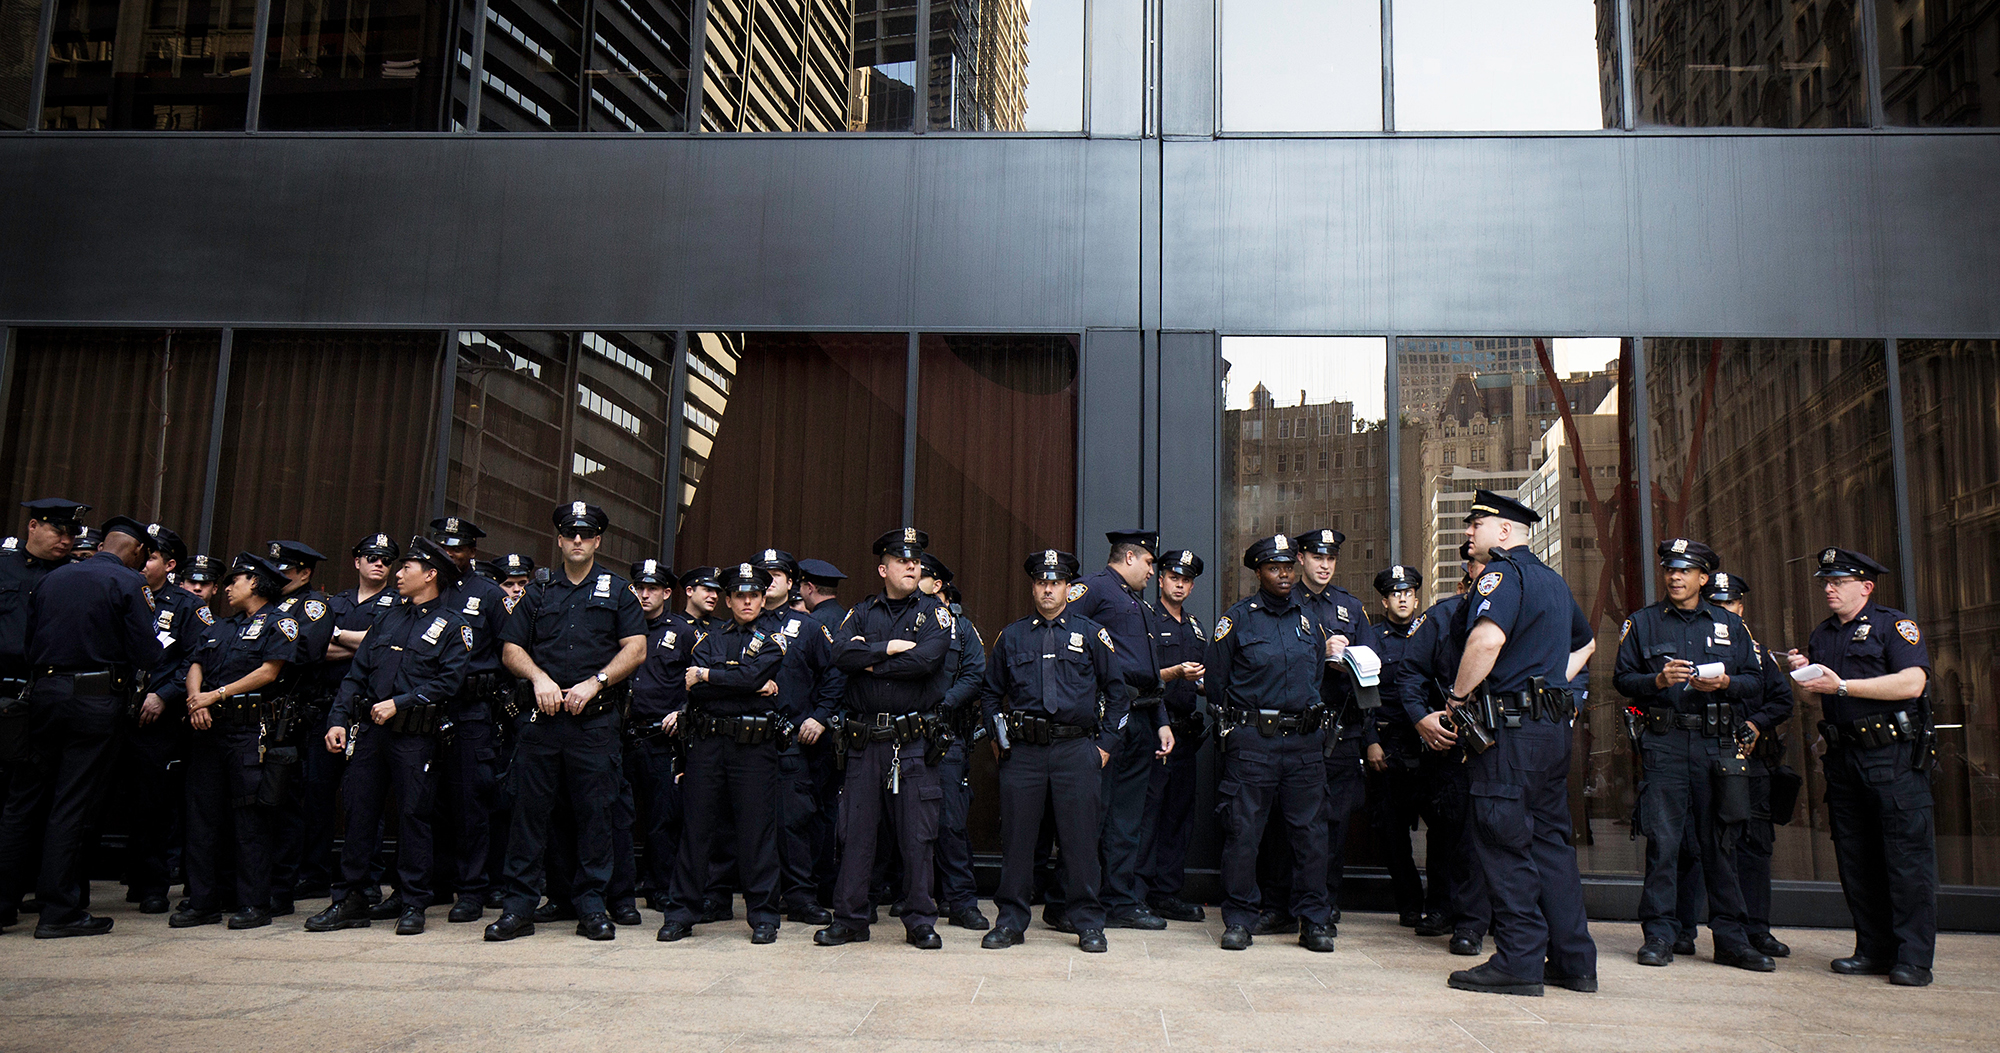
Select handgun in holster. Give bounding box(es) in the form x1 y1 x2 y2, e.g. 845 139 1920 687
990 712 1012 761
1443 704 1497 755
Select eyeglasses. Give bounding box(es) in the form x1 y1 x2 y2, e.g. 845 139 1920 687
359 555 390 564
559 528 603 541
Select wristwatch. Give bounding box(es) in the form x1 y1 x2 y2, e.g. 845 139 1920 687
594 671 610 686
1835 679 1848 697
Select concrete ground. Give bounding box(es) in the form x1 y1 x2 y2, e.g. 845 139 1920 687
2 884 1997 1052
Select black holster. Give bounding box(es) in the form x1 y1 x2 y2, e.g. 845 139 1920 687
1713 752 1751 824
257 745 299 808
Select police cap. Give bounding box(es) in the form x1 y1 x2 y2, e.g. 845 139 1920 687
229 552 288 589
1463 489 1541 526
21 499 89 531
1243 534 1298 569
1157 549 1204 579
184 554 223 584
70 526 101 553
679 566 723 590
719 562 773 594
752 548 798 577
1106 530 1159 556
873 527 929 559
353 532 401 560
1025 549 1081 581
919 553 954 583
264 540 325 571
404 536 463 587
552 501 609 534
1373 565 1423 595
1657 538 1719 573
630 558 675 586
146 523 188 566
430 516 486 548
797 558 846 586
1813 547 1889 579
1703 572 1748 603
1292 528 1345 555
494 553 535 579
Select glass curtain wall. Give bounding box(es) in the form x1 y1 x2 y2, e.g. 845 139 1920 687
42 0 259 129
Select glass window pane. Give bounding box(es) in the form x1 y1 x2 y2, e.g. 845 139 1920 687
211 331 444 568
1 329 220 541
676 333 904 587
1402 336 1634 870
476 0 585 130
43 0 257 130
450 330 573 566
1879 1 2000 126
1220 0 1380 131
588 0 694 131
703 0 851 131
573 331 671 563
1631 0 1867 128
1393 0 1619 130
0 0 37 129
1895 340 1995 882
925 0 1081 131
258 0 452 130
1647 338 1897 883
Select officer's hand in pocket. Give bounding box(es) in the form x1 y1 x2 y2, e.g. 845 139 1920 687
1099 748 1111 768
1365 742 1388 772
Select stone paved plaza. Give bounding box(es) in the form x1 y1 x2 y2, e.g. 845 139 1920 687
2 883 1997 1052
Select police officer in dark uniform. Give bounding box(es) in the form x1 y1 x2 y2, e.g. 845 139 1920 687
263 540 337 913
815 528 954 949
1063 530 1172 931
796 558 848 902
1406 544 1491 955
0 517 161 937
629 560 696 912
980 549 1134 953
680 566 723 629
771 556 845 926
1419 491 1597 995
493 554 535 603
180 554 223 602
917 554 988 930
1614 539 1771 972
1787 547 1936 986
657 563 791 943
0 500 84 793
1207 534 1338 953
305 538 471 936
1363 564 1452 932
170 554 294 930
486 502 648 942
121 523 201 914
65 527 101 562
1138 548 1207 923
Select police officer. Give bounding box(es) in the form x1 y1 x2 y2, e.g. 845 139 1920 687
1787 547 1935 986
493 554 535 603
1419 491 1597 995
306 537 471 936
901 554 984 930
629 560 698 913
486 502 648 942
170 554 293 929
0 517 161 937
796 558 848 902
1138 548 1207 923
1207 534 1338 953
180 555 223 602
1405 544 1490 955
769 555 845 926
680 567 723 629
656 563 791 943
263 540 337 914
65 526 100 562
1614 539 1770 972
0 500 85 785
1063 530 1172 931
816 528 954 949
979 549 1134 953
122 524 201 914
1363 564 1449 932
755 548 802 614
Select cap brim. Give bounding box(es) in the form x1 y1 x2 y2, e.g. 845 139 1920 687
879 546 923 559
1813 567 1866 577
1659 558 1705 570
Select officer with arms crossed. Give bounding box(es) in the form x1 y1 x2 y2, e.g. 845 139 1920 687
1419 491 1597 996
1787 547 1935 986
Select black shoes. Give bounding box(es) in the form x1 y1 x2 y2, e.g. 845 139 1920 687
1449 933 1483 956
1543 971 1599 993
1889 964 1934 987
1042 909 1076 935
906 924 942 949
1398 910 1423 928
33 914 114 939
1107 910 1167 931
750 923 778 945
1299 922 1336 953
1636 939 1674 967
266 897 295 919
227 907 271 930
1672 932 1697 956
1715 945 1777 972
1148 896 1205 923
1448 962 1544 997
611 904 644 927
484 912 536 941
138 895 170 915
788 903 834 926
1749 932 1791 958
1219 925 1253 951
1250 910 1297 936
982 926 1024 949
367 893 404 921
656 920 694 942
1831 955 1893 975
395 906 427 936
169 906 223 928
814 923 869 946
304 897 372 932
482 888 505 909
1412 911 1450 938
533 900 578 923
448 896 485 923
699 898 735 924
947 906 991 930
1078 929 1108 954
576 912 616 940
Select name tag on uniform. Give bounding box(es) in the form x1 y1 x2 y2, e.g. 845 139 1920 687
157 631 175 648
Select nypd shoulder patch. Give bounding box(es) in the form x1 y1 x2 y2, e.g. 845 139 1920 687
278 618 300 641
197 607 216 626
937 607 954 630
1097 627 1115 652
1896 619 1921 645
502 596 520 614
1214 616 1232 641
1067 583 1088 603
304 600 327 621
1620 618 1631 642
1477 572 1503 597
460 626 476 651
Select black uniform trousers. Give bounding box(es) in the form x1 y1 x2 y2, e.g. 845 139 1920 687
933 740 978 913
434 703 499 900
182 721 274 913
623 736 682 903
1137 725 1202 901
1824 739 1937 969
1426 748 1489 939
119 717 186 899
832 737 942 932
1468 717 1596 983
1636 728 1752 951
0 681 122 924
1219 728 1332 931
1255 726 1363 919
1365 724 1456 918
1096 714 1158 918
499 711 621 917
665 733 782 927
337 725 436 906
272 704 342 894
995 736 1104 932
778 742 826 911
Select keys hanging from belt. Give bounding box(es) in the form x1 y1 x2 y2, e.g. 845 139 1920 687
888 742 902 794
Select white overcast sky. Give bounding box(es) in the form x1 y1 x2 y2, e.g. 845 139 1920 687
1221 337 1622 416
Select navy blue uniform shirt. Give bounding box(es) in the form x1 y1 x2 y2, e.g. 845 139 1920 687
330 593 472 728
148 585 207 706
323 584 401 686
24 552 163 671
687 612 788 719
1807 600 1930 725
1613 599 1762 710
1067 567 1165 723
941 607 987 715
830 592 952 716
0 544 62 672
771 606 848 727
189 606 293 689
1404 594 1466 722
981 609 1135 754
1745 639 1796 734
500 563 647 688
270 587 337 696
631 612 698 721
444 574 510 678
1205 588 1330 714
1366 613 1425 727
1152 604 1207 717
1464 546 1591 694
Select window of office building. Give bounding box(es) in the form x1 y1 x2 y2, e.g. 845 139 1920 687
676 332 905 584
469 0 694 132
259 0 453 131
0 0 36 129
589 0 694 131
925 0 1083 131
1631 0 1868 128
1647 338 1900 882
702 0 848 131
42 0 258 130
0 329 221 539
1220 0 1381 131
1897 339 2000 884
1878 0 2000 127
475 0 587 130
1392 0 1620 130
209 331 443 582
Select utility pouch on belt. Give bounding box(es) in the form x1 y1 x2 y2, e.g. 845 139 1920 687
1713 752 1751 824
257 745 299 807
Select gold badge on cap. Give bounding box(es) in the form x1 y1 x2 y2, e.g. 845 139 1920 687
1823 548 1838 563
573 501 587 517
1671 539 1688 553
269 542 282 559
903 528 919 544
1274 534 1289 550
1044 550 1059 565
